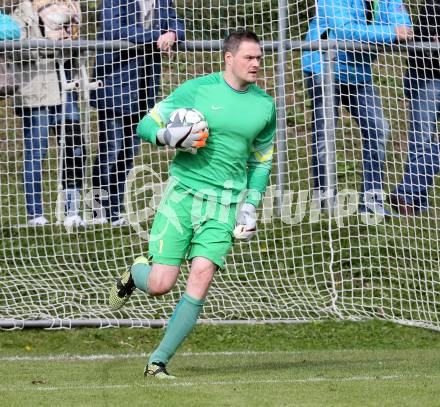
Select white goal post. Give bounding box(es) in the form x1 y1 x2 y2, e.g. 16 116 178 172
0 0 439 330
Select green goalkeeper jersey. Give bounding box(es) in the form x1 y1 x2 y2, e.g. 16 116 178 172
136 72 276 207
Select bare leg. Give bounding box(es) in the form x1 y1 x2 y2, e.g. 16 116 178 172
147 257 216 368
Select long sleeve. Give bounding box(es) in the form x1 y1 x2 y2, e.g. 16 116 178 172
162 0 185 42
100 0 184 45
101 0 160 45
136 111 162 144
0 12 21 40
246 102 276 207
323 0 411 44
136 79 194 144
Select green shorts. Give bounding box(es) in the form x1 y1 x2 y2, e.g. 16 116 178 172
148 181 237 268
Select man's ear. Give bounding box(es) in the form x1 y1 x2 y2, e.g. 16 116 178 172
224 51 233 66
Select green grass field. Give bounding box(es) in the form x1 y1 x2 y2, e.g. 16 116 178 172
1 321 440 406
1 23 440 407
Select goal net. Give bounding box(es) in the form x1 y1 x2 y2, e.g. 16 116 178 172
1 0 439 330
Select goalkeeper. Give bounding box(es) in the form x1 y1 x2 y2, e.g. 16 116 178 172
109 29 276 379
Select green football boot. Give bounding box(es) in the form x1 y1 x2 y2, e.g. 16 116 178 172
144 362 176 380
108 269 136 310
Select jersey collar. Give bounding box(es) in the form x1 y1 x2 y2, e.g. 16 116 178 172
220 71 250 94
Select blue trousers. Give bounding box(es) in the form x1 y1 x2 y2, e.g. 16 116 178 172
393 75 440 210
306 75 390 205
20 92 83 218
92 111 141 221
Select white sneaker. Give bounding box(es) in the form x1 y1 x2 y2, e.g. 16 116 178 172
111 217 129 227
64 215 87 228
87 216 108 225
28 216 49 226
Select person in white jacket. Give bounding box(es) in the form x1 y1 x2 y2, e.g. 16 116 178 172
12 0 86 227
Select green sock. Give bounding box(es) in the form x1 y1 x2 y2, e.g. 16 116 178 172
149 293 204 365
131 257 151 293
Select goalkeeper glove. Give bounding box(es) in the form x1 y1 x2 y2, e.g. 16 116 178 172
234 203 257 240
156 121 209 154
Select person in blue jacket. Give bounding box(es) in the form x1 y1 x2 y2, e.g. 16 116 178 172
0 11 20 97
389 0 440 216
302 0 412 214
0 11 20 40
90 0 184 226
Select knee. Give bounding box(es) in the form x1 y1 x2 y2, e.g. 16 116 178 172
27 148 47 162
148 273 175 296
102 148 118 165
189 266 214 284
148 284 170 296
73 146 83 157
367 119 389 157
373 117 390 143
186 263 216 297
367 118 390 146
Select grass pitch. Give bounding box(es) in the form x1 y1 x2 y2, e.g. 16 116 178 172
1 321 439 407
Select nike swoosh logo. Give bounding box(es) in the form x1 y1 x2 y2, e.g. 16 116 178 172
211 106 223 110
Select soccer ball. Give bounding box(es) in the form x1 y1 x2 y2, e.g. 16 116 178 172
168 108 206 128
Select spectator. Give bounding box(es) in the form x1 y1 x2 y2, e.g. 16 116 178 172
90 0 185 226
0 10 20 40
0 10 21 97
389 0 440 215
302 0 412 214
12 0 86 227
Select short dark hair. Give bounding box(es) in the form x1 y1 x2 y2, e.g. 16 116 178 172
222 30 260 57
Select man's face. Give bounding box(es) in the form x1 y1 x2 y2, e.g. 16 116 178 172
225 40 263 85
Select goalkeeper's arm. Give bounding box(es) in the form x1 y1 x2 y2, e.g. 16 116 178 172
234 102 275 240
136 107 168 145
245 102 276 208
136 107 208 154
